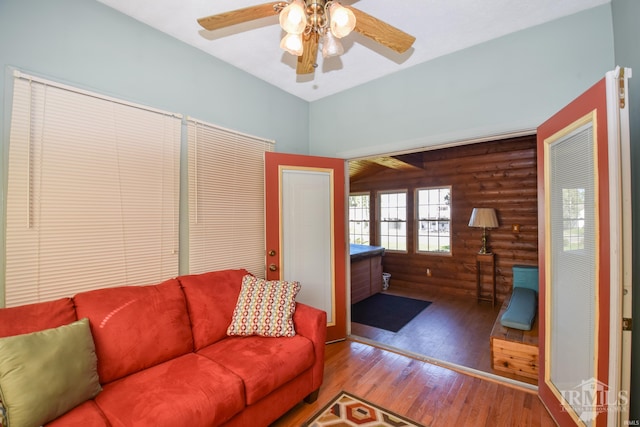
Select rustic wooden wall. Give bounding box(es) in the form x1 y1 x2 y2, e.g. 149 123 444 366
349 135 538 302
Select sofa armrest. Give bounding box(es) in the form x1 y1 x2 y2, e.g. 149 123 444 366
293 303 326 390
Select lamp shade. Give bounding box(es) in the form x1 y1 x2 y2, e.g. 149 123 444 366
468 208 498 228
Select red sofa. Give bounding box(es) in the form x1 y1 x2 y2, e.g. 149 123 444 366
0 269 326 426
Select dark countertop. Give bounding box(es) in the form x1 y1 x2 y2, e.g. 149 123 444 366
350 244 385 260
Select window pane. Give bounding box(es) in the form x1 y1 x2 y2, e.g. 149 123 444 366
417 187 451 253
562 188 585 251
379 192 407 251
349 193 370 245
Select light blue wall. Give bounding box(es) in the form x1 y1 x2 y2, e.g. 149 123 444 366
308 5 615 159
612 0 640 421
0 0 309 286
308 1 640 417
0 0 309 153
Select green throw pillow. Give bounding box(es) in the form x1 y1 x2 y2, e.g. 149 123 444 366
0 318 102 427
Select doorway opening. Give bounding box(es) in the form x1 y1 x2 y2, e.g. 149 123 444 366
346 132 538 387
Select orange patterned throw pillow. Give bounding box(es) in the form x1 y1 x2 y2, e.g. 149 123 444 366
227 275 301 338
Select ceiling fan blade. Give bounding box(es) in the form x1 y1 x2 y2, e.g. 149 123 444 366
297 32 319 75
197 3 280 31
346 6 416 54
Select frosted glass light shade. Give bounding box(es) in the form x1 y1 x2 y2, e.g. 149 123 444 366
322 31 344 58
329 3 356 38
280 33 304 56
279 0 307 35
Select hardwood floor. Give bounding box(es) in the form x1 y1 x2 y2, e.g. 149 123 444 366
272 340 555 426
350 286 538 385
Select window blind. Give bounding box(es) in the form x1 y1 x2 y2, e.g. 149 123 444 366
5 72 181 307
548 122 596 387
186 118 274 277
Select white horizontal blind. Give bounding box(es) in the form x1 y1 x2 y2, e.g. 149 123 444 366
5 72 181 306
548 122 596 392
187 118 274 277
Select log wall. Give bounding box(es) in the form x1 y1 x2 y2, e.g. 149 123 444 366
349 135 538 302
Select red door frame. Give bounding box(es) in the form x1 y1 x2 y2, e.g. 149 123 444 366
265 152 347 342
537 78 611 426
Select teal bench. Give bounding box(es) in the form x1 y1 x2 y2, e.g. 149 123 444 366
500 265 539 331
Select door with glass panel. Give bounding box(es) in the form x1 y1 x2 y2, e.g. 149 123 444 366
537 68 632 426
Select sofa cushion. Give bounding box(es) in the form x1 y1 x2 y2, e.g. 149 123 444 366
198 335 315 405
0 318 102 427
74 278 194 384
500 287 537 331
46 401 109 427
95 353 245 427
178 269 249 350
0 297 76 338
227 275 301 338
513 265 539 292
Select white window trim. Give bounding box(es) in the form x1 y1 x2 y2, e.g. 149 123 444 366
378 189 408 253
348 192 371 245
416 185 452 255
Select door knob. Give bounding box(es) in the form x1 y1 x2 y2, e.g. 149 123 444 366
269 264 278 271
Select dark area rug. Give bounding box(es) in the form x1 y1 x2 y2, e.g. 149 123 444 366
351 293 432 332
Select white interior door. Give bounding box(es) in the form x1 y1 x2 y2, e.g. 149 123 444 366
281 169 334 323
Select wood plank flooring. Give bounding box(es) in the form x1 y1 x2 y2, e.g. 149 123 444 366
272 340 556 426
350 286 538 385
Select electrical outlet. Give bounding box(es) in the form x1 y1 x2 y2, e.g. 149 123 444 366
426 268 432 277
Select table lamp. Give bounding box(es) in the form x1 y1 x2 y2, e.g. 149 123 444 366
468 208 499 254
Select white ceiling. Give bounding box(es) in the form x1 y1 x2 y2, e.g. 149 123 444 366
97 0 609 102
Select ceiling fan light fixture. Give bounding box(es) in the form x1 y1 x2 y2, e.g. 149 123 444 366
322 30 344 58
280 33 304 56
328 2 356 38
279 0 307 34
197 0 415 77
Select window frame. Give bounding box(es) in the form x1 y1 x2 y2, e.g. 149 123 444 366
348 192 371 245
415 186 452 255
377 189 408 253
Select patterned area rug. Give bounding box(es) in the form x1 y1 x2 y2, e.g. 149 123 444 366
303 391 426 427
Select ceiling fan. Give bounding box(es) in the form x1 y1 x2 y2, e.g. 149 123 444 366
197 0 416 75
